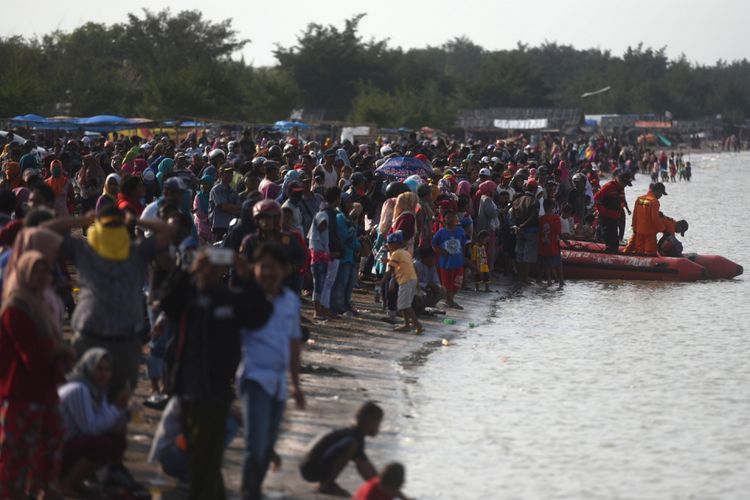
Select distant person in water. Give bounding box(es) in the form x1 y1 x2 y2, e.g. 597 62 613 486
299 402 385 497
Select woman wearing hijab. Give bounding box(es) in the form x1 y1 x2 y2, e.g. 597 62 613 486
474 180 500 273
156 157 174 188
77 154 105 213
390 192 420 255
46 159 75 217
0 251 72 498
58 348 131 497
119 146 140 175
96 173 121 214
456 179 473 215
2 227 65 338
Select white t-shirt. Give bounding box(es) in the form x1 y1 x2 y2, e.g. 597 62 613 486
320 166 338 188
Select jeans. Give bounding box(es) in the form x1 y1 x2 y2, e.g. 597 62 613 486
239 379 285 500
330 261 355 314
321 259 339 309
147 322 171 380
311 261 328 302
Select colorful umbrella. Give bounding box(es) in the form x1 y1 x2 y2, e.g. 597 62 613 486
375 156 432 178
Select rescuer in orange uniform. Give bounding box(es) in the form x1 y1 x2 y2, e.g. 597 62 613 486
624 182 668 255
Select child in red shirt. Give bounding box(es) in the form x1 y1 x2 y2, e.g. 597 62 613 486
352 462 406 500
538 199 564 287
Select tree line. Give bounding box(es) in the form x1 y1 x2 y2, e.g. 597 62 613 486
2 9 749 130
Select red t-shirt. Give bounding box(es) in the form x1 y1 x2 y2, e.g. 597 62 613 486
352 477 394 500
538 213 562 257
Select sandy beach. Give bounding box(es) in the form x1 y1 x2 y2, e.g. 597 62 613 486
122 279 510 499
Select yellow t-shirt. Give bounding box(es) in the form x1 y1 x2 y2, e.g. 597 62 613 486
388 248 418 285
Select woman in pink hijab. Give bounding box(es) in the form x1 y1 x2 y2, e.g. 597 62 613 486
456 179 473 215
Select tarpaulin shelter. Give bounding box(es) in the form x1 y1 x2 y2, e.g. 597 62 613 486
8 114 157 132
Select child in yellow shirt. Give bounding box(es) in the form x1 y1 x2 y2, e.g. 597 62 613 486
386 231 423 335
470 230 491 292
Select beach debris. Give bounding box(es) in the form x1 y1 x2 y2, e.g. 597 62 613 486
443 318 456 325
442 338 450 346
306 339 316 345
301 364 350 377
469 322 476 328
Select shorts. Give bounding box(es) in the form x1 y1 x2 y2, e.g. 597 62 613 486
438 268 464 293
396 280 417 311
515 230 539 264
538 255 561 269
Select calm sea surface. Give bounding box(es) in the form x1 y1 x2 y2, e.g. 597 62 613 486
395 152 750 499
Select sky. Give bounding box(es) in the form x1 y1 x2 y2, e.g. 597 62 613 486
3 0 749 67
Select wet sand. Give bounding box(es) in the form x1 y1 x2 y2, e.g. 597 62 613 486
122 281 508 499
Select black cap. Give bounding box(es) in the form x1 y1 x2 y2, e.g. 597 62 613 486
652 182 668 195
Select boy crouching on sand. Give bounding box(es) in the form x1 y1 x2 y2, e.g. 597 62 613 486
386 231 424 334
299 402 382 496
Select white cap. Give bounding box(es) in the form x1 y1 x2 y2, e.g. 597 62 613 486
208 148 226 159
479 167 492 177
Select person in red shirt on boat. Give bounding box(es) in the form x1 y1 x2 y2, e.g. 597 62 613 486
624 182 668 255
352 462 408 500
594 171 632 253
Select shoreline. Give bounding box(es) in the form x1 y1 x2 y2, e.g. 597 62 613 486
125 279 511 499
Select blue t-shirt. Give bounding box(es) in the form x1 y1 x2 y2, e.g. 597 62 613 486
432 227 466 270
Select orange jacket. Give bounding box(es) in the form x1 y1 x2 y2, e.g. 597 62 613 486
631 192 664 234
661 215 677 235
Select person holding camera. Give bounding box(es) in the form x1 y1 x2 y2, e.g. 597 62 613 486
160 247 272 500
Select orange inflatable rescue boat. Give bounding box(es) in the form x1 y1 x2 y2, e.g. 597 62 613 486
559 241 743 282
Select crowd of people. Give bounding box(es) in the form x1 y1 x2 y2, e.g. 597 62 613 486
0 128 690 499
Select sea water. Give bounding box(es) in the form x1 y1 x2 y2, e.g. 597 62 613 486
396 152 750 499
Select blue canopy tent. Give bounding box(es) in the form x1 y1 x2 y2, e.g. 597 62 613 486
9 114 48 126
8 114 156 132
9 114 75 130
273 120 313 132
73 115 153 132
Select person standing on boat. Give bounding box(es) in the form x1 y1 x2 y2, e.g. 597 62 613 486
624 182 668 255
594 172 632 253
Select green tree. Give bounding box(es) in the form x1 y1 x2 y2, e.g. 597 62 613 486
274 14 394 117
